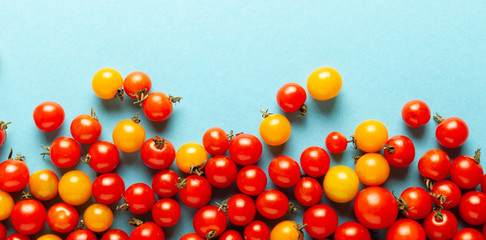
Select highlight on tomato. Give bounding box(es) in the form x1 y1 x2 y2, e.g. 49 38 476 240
70 107 102 145
92 67 124 100
33 101 65 132
334 221 371 240
307 66 342 101
385 219 426 240
0 120 11 147
354 153 390 186
175 142 207 174
353 119 388 153
123 71 152 105
66 229 98 240
58 170 92 206
112 113 146 153
323 165 359 203
37 234 63 240
0 150 29 192
259 109 291 146
28 169 58 201
101 229 129 240
434 113 469 148
276 82 307 116
41 136 81 169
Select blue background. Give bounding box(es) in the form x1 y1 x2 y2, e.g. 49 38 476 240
1 1 486 239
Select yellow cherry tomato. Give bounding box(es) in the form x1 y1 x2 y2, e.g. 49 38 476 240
270 220 303 240
355 153 390 186
307 66 342 101
92 67 124 100
28 169 59 201
84 203 113 232
176 142 208 173
37 234 62 240
259 113 291 146
323 165 360 203
354 120 388 153
0 190 14 220
58 170 92 206
112 116 146 153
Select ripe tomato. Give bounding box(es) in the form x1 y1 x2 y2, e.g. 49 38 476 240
46 203 79 233
0 222 5 240
450 154 483 189
276 83 307 115
219 230 243 240
152 198 181 228
325 132 348 154
244 221 270 240
0 155 29 192
268 155 301 188
402 100 431 127
423 208 458 240
152 169 179 198
85 141 120 173
123 71 152 102
435 115 469 148
354 186 398 229
11 199 46 235
92 173 125 205
259 112 291 146
236 165 267 196
226 193 256 226
175 142 207 174
101 229 129 240
180 233 205 240
46 136 81 168
355 153 390 186
307 66 342 101
0 190 14 220
28 169 58 201
303 204 338 239
256 189 289 219
112 115 146 153
384 135 415 168
202 127 230 156
270 221 303 240
323 165 359 203
141 137 175 170
143 92 180 122
398 187 433 220
33 101 65 132
58 170 92 206
6 233 30 240
193 205 227 238
418 149 450 181
453 228 485 240
177 175 212 209
70 109 102 145
121 183 155 214
300 146 330 177
431 180 461 209
37 234 62 240
0 121 10 147
229 133 262 165
459 191 486 225
130 221 165 240
386 219 426 240
334 221 371 240
354 120 388 153
84 203 113 232
205 155 237 188
294 177 322 207
66 229 97 240
92 67 124 100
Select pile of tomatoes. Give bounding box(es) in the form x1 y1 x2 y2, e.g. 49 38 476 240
0 66 486 240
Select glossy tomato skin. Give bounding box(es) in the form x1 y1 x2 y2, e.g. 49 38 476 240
130 222 165 240
58 170 92 206
386 219 426 240
92 173 125 205
0 158 29 192
399 187 433 220
84 203 113 232
236 165 267 196
325 132 348 154
177 175 212 209
334 221 371 240
49 136 81 168
152 198 181 228
193 205 228 238
256 189 289 220
436 117 469 148
276 83 307 113
124 183 155 215
140 137 175 170
70 113 102 145
355 153 390 186
202 127 229 156
430 180 461 209
46 203 79 233
91 68 124 100
244 221 270 240
28 169 58 201
0 222 5 240
86 141 120 173
66 229 97 240
323 165 359 203
143 92 173 122
300 146 330 177
459 191 486 225
303 204 338 239
354 120 388 153
6 233 30 240
453 228 485 240
11 199 46 235
418 149 450 181
0 190 14 220
354 186 398 230
180 233 205 240
112 119 146 153
227 194 256 226
229 134 262 165
450 155 484 189
384 135 415 168
423 209 458 240
205 155 237 188
152 169 179 198
101 229 129 240
219 230 243 240
307 66 342 101
123 71 152 99
175 142 207 174
270 221 303 240
259 114 291 146
294 177 322 207
268 155 301 188
402 100 431 128
33 101 65 132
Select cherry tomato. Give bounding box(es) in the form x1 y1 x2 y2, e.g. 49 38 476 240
226 193 256 226
307 66 342 101
294 177 322 207
205 155 237 188
84 141 120 173
0 121 10 147
386 219 426 240
101 229 129 240
219 230 243 240
303 204 338 239
92 173 125 205
175 142 207 174
423 208 458 240
398 187 433 220
259 113 291 146
459 191 486 225
6 233 30 240
141 137 175 170
229 133 262 165
453 228 485 240
123 71 152 101
244 221 270 240
121 183 155 215
354 120 388 153
435 115 469 148
84 203 113 232
354 186 398 230
202 127 230 156
112 116 146 153
152 198 181 228
33 101 65 132
66 229 97 240
0 190 14 220
0 156 29 192
92 67 124 100
418 149 450 181
402 100 431 128
130 222 165 240
323 165 359 203
58 170 92 206
325 132 348 154
47 136 81 168
270 221 303 240
334 221 371 240
180 233 205 240
384 135 415 168
256 189 289 219
152 169 179 198
193 205 227 238
276 83 307 115
28 169 58 201
70 110 102 145
236 165 267 196
300 146 330 177
46 203 79 233
177 175 212 209
143 92 180 122
11 199 46 235
37 234 62 240
430 180 461 209
268 155 301 188
450 155 484 189
355 153 390 186
0 222 5 240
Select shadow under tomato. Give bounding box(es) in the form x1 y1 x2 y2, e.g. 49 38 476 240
39 126 63 143
267 143 287 158
146 116 171 135
438 144 464 160
311 95 338 114
405 125 427 139
99 96 124 112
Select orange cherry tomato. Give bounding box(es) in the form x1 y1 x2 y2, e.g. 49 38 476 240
58 170 92 206
112 115 146 153
175 143 208 173
28 169 59 201
259 112 291 146
354 120 388 153
84 203 113 232
0 190 14 220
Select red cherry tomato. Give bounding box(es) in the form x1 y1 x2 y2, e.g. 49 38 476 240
453 228 485 240
46 202 79 233
92 173 125 205
228 133 262 165
398 187 432 220
122 183 155 214
152 169 179 198
0 156 29 192
294 177 322 207
268 155 301 188
402 100 431 128
244 221 270 240
47 136 81 168
386 219 426 240
143 92 179 122
334 221 371 240
0 121 10 147
0 222 5 240
66 229 97 240
450 155 483 189
354 186 398 230
205 155 237 188
140 137 175 170
384 135 415 168
70 110 102 145
177 175 212 209
430 180 461 209
423 208 458 240
226 193 256 226
300 146 330 177
219 230 243 240
123 71 152 100
193 205 228 238
130 222 165 240
435 116 469 148
152 198 181 228
101 229 129 240
325 132 348 154
236 165 267 196
6 233 30 240
33 101 65 132
418 149 450 181
276 83 307 114
202 127 230 156
303 204 338 239
11 199 46 235
459 191 486 225
180 233 205 240
256 189 289 220
86 141 120 173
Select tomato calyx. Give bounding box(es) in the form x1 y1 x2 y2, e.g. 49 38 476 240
297 104 308 117
40 144 51 158
424 178 435 191
395 195 413 216
128 218 144 227
7 148 26 162
352 155 362 164
116 198 130 212
133 88 149 106
294 223 307 240
189 160 206 176
432 206 444 221
215 198 230 212
75 220 85 231
81 154 91 164
152 137 167 149
90 107 99 120
168 95 182 104
348 135 358 149
429 192 450 205
176 177 187 189
384 144 395 154
21 191 34 200
206 231 217 240
115 88 125 101
474 146 481 164
227 130 235 141
288 202 298 213
131 113 141 124
260 109 273 118
0 121 10 131
433 113 445 124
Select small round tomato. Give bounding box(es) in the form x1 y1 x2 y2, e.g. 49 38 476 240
256 189 289 220
323 165 359 203
101 229 129 240
398 187 433 220
11 199 46 235
244 221 270 240
0 190 14 220
47 203 79 233
276 83 307 115
141 137 175 170
459 191 486 225
152 169 179 198
435 115 469 148
193 205 228 238
423 208 458 240
226 193 256 226
386 219 426 240
175 142 207 174
130 221 165 240
92 67 124 100
384 135 415 168
37 234 62 240
270 221 304 240
219 230 243 240
354 120 388 153
236 165 267 196
70 109 102 145
307 66 342 101
355 153 390 186
430 180 461 209
450 154 483 189
33 101 65 132
92 173 125 205
334 221 371 240
300 146 330 177
268 155 301 188
180 233 205 240
325 132 348 154
418 149 450 181
120 183 155 215
123 71 152 102
205 155 237 188
143 92 180 122
177 175 212 209
28 169 59 201
112 115 146 153
58 170 92 206
0 155 29 192
453 228 485 240
66 229 97 240
85 141 120 173
294 177 322 207
46 136 81 168
354 186 398 230
303 204 338 239
259 112 291 146
229 133 263 165
6 233 30 240
152 198 181 228
402 100 431 128
0 121 10 147
84 203 113 232
202 127 230 156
